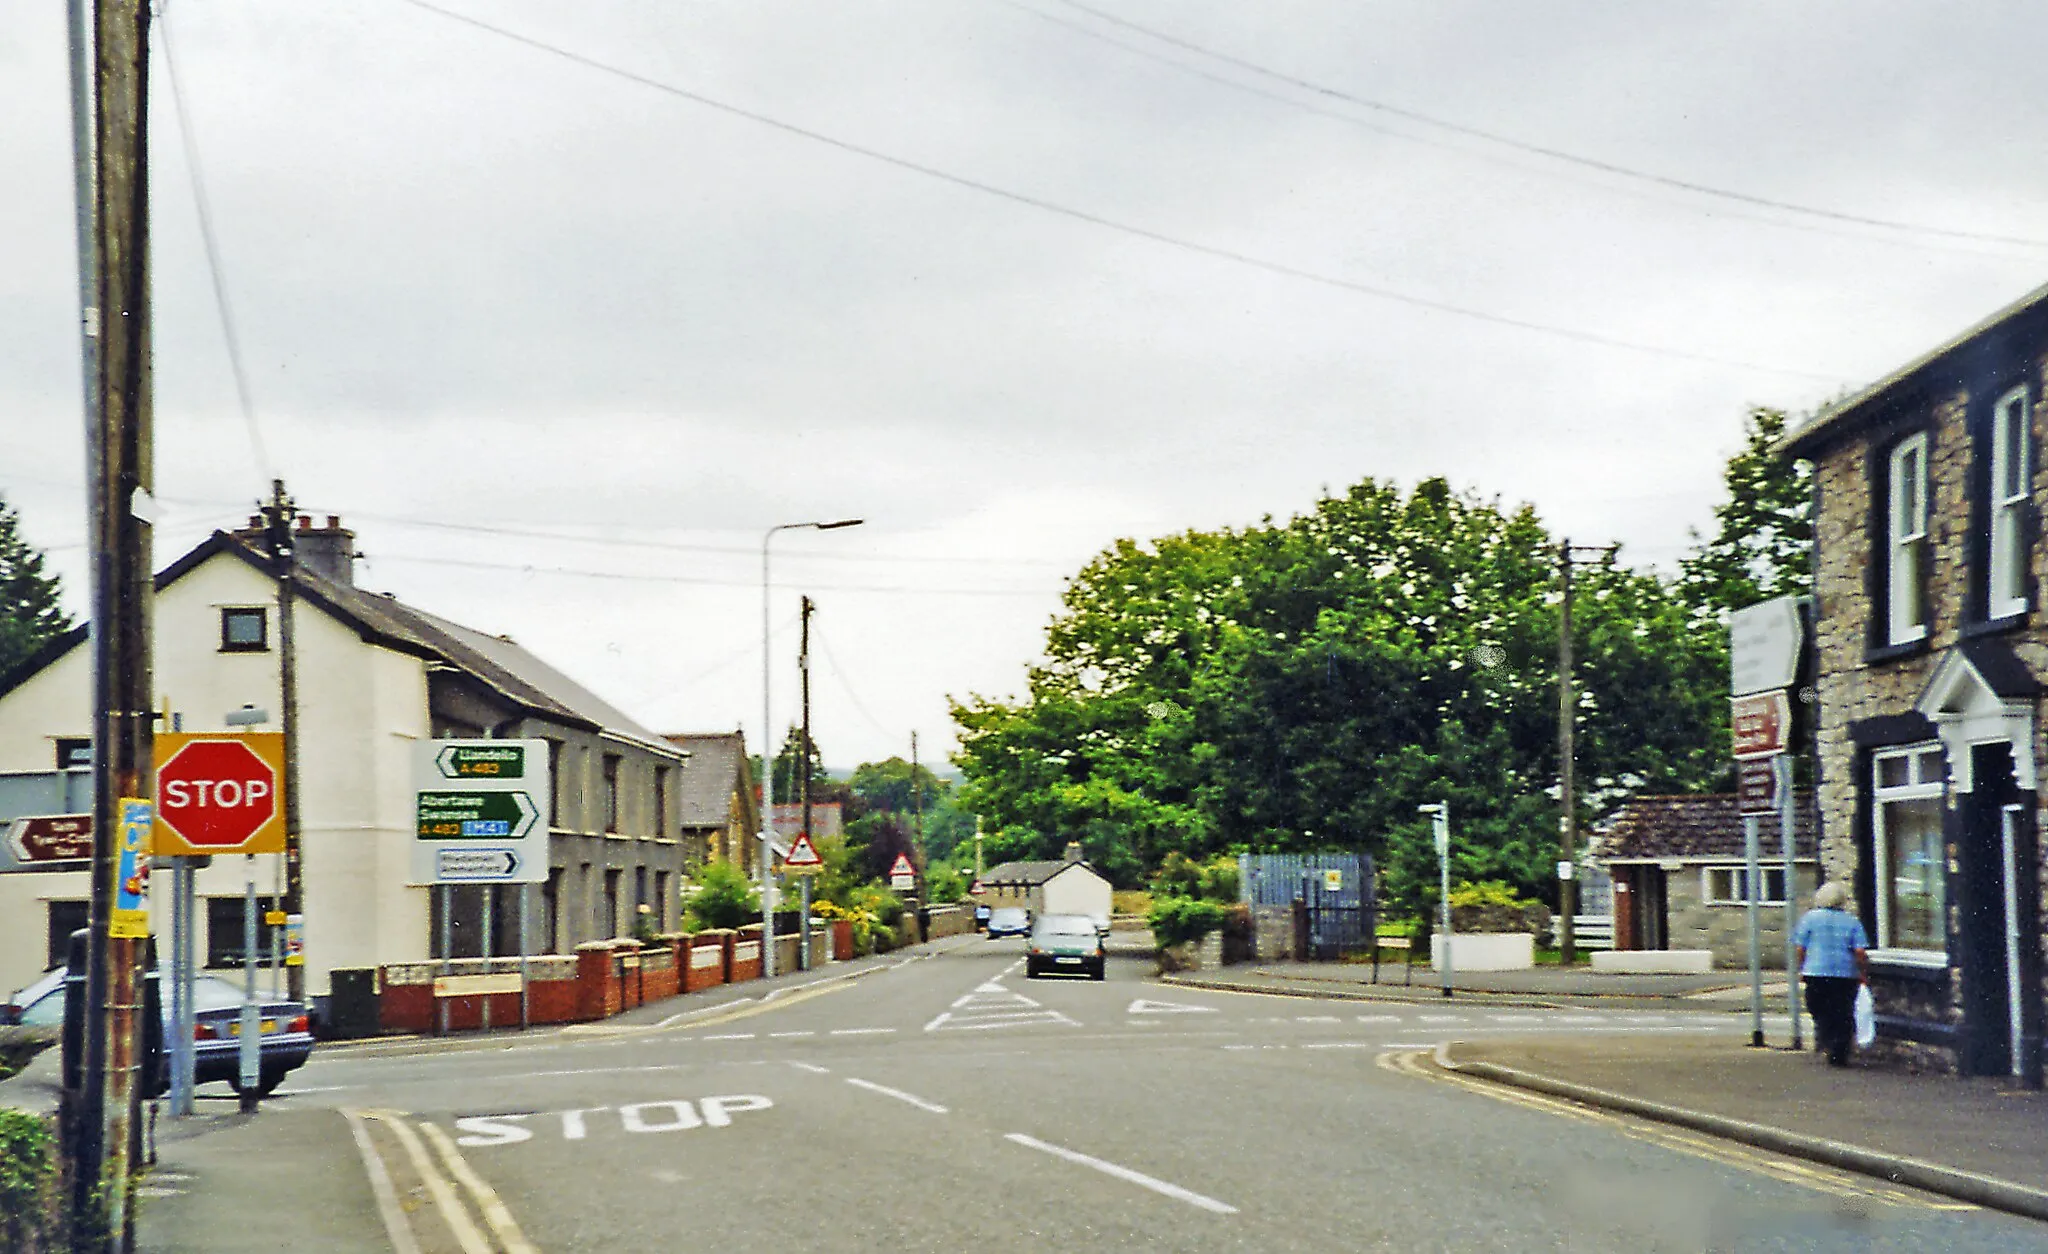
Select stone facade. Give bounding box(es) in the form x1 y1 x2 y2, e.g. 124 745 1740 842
1787 286 2048 1080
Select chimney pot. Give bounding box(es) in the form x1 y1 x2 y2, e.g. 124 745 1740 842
326 514 341 529
296 514 312 530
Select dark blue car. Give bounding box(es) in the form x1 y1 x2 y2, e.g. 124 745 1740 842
985 907 1031 939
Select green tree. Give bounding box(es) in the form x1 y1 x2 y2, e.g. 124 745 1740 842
0 496 71 679
769 726 824 806
685 859 759 930
1677 407 1814 619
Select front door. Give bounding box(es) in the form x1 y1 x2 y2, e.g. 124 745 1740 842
1958 744 2039 1078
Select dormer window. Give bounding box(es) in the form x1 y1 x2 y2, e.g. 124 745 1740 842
1988 385 2031 619
1887 434 1929 644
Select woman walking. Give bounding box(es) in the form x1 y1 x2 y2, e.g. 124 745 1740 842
1792 882 1870 1067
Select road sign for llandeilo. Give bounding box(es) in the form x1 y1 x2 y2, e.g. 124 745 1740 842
1730 691 1793 760
782 832 824 872
151 733 287 856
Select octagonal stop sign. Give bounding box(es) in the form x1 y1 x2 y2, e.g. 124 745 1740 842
151 732 287 856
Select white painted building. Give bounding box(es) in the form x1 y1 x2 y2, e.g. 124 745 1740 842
0 519 694 1016
977 845 1113 922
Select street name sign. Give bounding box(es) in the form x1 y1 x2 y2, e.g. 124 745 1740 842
1736 758 1779 815
782 831 823 873
1730 596 1803 697
1730 691 1793 760
412 739 549 885
151 733 287 856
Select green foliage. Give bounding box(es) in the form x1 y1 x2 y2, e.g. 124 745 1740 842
0 496 71 681
1677 407 1814 619
1151 851 1238 902
685 859 759 931
1448 880 1534 910
770 727 825 806
924 864 966 904
0 1109 57 1252
1147 896 1228 947
955 476 1730 916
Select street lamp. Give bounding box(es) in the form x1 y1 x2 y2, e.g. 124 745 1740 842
762 518 862 977
1418 802 1452 999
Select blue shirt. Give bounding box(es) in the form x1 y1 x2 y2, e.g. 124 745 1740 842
1792 907 1870 978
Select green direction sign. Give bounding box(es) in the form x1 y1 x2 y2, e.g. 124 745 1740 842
435 744 527 780
416 790 540 841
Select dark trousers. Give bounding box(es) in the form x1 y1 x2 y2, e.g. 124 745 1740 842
1806 976 1859 1066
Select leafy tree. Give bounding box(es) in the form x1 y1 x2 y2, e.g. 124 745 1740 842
685 858 758 930
953 476 1727 914
1677 407 1813 620
0 496 71 679
769 726 824 806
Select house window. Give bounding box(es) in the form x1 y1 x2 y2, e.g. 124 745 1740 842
46 900 90 971
654 870 670 931
220 607 269 652
1989 384 2032 619
602 755 623 834
54 739 91 769
1873 744 1947 957
1885 434 1930 645
603 868 622 938
206 897 281 968
1702 866 1787 906
655 766 670 837
544 741 562 826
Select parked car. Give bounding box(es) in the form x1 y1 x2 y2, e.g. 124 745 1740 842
985 907 1032 939
2 967 314 1098
1025 913 1106 980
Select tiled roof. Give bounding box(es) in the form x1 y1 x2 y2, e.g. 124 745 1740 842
1595 792 1818 863
664 732 751 828
981 859 1093 887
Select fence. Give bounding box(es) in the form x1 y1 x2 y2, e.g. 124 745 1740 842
1239 853 1375 959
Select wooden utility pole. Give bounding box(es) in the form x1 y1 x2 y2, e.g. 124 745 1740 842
260 480 305 998
911 730 923 871
1557 539 1619 968
67 1 153 1247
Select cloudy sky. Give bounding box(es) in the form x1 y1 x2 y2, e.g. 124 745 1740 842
4 1 2046 769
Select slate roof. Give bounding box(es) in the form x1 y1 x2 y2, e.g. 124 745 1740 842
664 732 752 828
1595 792 1818 863
0 530 680 758
981 858 1097 887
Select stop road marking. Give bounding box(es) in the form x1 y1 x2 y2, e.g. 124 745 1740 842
454 1095 775 1146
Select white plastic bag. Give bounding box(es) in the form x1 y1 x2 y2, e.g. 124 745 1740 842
1853 984 1876 1048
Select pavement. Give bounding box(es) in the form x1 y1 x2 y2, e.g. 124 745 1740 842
1165 955 1794 1007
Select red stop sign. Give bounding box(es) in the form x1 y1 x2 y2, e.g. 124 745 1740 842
157 739 279 849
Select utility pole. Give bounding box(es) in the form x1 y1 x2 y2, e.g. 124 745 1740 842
911 730 924 873
798 596 814 972
1557 539 1618 968
66 1 153 1247
260 481 305 999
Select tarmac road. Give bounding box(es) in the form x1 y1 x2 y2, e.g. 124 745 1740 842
139 934 2048 1253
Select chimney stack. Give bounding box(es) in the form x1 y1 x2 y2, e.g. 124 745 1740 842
1063 841 1084 865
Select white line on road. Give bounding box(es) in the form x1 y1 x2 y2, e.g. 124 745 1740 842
1294 1015 1340 1023
845 1077 948 1114
830 1027 896 1036
702 1033 756 1041
1354 1015 1400 1024
788 1062 832 1075
1005 1133 1237 1215
1300 1042 1374 1050
1418 1015 1465 1023
769 1031 815 1038
343 1111 423 1254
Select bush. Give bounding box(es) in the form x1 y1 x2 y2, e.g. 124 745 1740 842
1147 896 1228 947
1111 889 1153 917
686 860 759 932
1151 853 1239 903
1447 880 1552 936
0 1109 57 1252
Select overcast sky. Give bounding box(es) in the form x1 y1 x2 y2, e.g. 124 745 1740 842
5 1 2046 769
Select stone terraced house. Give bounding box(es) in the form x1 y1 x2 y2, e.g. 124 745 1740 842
1780 280 2048 1080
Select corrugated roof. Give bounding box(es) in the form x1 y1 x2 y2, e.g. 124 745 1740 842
1596 792 1818 863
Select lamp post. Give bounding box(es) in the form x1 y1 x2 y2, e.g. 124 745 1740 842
761 518 862 977
1419 803 1452 999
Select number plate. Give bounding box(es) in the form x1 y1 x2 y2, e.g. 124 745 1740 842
1055 956 1082 964
226 1019 277 1037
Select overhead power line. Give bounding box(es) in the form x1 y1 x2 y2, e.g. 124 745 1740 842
1050 0 2048 253
392 0 1842 383
369 552 1062 598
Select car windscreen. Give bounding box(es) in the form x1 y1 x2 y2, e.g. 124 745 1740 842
1033 917 1097 937
990 909 1028 922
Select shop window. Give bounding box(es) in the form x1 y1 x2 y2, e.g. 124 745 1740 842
1872 744 1947 958
206 896 281 968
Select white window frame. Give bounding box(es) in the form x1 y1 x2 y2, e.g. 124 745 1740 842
1700 864 1787 906
1888 433 1930 644
1871 743 1949 964
1988 384 2031 619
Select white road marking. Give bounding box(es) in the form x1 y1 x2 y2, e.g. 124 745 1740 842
1295 1015 1340 1024
702 1033 756 1041
1418 1014 1465 1023
788 1061 832 1074
1354 1014 1400 1024
769 1031 815 1038
830 1027 896 1036
1005 1133 1237 1215
845 1077 948 1114
1128 998 1219 1015
1301 1041 1374 1050
343 1110 425 1254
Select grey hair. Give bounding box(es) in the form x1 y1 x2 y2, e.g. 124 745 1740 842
1814 882 1848 910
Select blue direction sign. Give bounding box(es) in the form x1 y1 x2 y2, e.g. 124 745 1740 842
412 739 550 885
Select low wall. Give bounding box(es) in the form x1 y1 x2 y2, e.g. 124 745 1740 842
379 955 581 1033
926 906 972 940
1431 932 1535 972
1592 949 1714 974
730 925 764 982
684 931 729 993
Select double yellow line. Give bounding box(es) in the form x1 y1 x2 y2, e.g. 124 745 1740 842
345 1108 540 1254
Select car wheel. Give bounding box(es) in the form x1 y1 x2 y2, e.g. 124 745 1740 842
1025 960 1041 979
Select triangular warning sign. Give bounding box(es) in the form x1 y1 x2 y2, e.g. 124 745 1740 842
783 832 824 868
1127 999 1218 1015
889 853 915 878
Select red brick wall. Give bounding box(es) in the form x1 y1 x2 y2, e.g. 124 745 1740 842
684 933 729 992
578 942 622 1020
729 925 763 982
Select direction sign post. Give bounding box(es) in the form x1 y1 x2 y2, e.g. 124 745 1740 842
411 740 550 887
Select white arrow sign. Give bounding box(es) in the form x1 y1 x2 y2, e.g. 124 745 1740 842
437 848 522 881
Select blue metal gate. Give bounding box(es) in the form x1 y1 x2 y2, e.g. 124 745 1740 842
1239 853 1375 959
